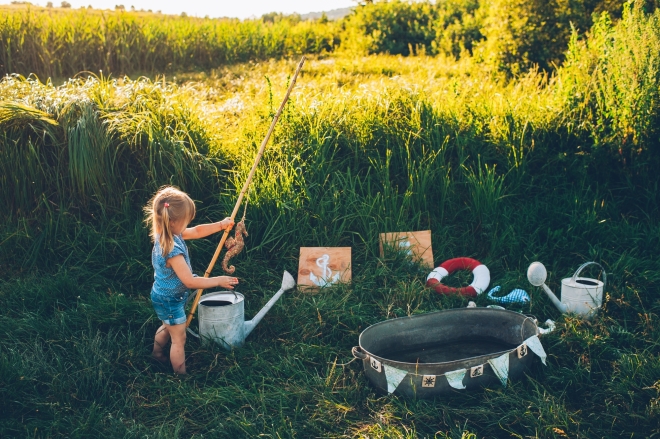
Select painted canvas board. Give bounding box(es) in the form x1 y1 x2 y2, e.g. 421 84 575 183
379 230 434 269
298 247 351 289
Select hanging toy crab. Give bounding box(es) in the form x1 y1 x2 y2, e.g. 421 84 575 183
222 202 248 274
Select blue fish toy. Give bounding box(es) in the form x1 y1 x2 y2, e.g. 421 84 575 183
487 286 530 304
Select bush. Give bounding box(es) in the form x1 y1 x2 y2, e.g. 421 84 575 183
556 0 660 172
432 0 484 58
340 0 438 55
475 0 628 75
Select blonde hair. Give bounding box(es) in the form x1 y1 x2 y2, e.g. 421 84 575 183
144 186 196 257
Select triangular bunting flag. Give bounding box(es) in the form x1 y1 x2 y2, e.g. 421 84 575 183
383 364 408 394
445 368 467 389
487 353 510 387
524 335 547 365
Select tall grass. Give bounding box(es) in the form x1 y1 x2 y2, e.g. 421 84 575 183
0 1 630 80
0 7 339 79
1 3 660 437
0 74 226 212
557 1 660 173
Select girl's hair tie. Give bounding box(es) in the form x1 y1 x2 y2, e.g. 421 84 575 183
164 202 170 208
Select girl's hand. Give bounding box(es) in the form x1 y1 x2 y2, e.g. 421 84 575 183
216 276 239 289
220 217 234 231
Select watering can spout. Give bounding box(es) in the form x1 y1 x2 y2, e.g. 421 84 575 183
541 284 568 313
244 271 296 337
527 261 568 313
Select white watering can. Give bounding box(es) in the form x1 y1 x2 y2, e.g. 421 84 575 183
527 262 606 320
188 271 296 350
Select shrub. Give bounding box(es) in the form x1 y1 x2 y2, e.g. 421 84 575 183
556 0 660 172
476 0 629 75
432 0 484 58
340 0 438 55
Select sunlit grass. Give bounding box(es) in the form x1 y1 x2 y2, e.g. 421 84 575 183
0 6 339 80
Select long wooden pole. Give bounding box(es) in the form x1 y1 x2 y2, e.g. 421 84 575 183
186 56 306 328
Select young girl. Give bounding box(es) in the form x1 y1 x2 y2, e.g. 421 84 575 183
144 186 238 374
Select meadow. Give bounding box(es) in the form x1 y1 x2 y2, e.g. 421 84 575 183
1 1 660 438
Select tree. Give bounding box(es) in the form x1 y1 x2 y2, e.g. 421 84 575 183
476 0 630 75
262 12 284 23
476 0 562 75
341 0 437 55
60 1 71 7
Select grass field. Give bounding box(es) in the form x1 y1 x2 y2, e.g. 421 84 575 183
0 4 339 79
1 3 660 438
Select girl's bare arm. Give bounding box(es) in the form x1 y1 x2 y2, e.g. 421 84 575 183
167 255 238 289
182 217 234 240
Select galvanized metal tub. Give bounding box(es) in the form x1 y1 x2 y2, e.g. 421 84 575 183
352 308 540 398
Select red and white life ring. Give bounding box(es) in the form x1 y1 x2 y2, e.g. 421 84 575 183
426 257 490 297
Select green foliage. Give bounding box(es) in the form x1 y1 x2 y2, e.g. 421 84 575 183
462 157 507 224
432 0 484 59
341 0 629 72
0 74 226 224
340 0 486 58
0 1 635 79
1 5 660 435
261 11 302 25
477 0 565 75
476 0 629 75
341 0 439 55
556 1 660 171
0 8 339 78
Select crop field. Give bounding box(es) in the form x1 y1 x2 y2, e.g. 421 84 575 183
1 1 659 438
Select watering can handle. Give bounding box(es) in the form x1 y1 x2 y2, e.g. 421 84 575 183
352 346 369 361
571 262 607 291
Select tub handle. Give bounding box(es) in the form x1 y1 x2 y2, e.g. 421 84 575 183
352 346 368 360
523 314 538 324
537 319 556 335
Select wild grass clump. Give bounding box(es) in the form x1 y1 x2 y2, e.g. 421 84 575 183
0 74 225 213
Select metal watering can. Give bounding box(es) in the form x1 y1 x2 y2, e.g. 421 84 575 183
527 262 606 320
188 271 296 350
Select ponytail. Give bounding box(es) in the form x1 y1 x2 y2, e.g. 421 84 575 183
159 202 175 257
144 186 196 257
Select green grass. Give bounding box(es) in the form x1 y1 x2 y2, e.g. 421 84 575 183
0 1 629 80
0 5 339 79
1 4 660 437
